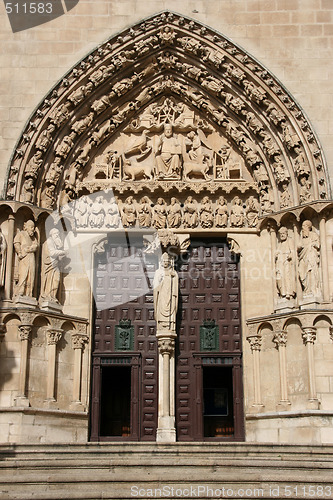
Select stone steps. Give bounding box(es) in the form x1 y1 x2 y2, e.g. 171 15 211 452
0 443 333 499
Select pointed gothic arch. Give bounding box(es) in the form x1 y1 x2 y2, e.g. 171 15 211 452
4 11 330 218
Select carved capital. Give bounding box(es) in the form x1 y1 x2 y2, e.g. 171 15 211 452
247 335 262 352
302 327 317 345
71 333 89 350
18 324 32 341
47 329 63 345
273 330 287 348
158 337 175 355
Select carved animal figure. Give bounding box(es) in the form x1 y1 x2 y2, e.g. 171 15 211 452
183 161 211 181
122 158 154 181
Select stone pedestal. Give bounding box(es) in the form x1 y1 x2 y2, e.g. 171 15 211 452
156 333 176 443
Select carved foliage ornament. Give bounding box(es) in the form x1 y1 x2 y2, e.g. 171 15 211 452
5 12 329 213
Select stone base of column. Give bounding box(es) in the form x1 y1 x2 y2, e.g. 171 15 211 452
69 401 86 412
277 400 291 411
44 398 58 409
14 396 30 407
307 398 320 410
14 296 38 307
248 404 265 414
156 416 176 443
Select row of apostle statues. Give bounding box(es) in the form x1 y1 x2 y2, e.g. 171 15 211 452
275 220 321 300
73 194 261 230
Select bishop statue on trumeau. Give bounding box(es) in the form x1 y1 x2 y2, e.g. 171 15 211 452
153 252 179 334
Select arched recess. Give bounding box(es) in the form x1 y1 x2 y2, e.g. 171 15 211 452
4 11 331 221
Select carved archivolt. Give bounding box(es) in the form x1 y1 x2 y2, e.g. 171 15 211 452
5 11 330 215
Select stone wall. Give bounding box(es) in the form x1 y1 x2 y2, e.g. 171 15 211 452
1 0 333 196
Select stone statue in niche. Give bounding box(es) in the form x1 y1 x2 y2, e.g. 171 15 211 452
0 229 7 288
121 196 137 227
299 176 313 203
45 157 62 186
200 196 214 228
275 227 296 300
167 197 182 228
155 124 181 179
13 220 38 298
36 124 56 152
89 196 105 228
21 178 34 204
245 196 259 227
297 220 321 297
153 252 179 334
152 198 167 229
138 196 152 227
280 182 292 209
215 196 228 227
104 198 120 228
230 196 245 227
183 196 198 228
25 151 43 179
294 147 310 178
71 112 94 135
40 184 56 210
40 228 66 305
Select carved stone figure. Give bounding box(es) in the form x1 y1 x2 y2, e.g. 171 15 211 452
55 132 76 158
40 228 66 303
153 252 179 333
245 196 259 227
14 220 38 297
294 147 310 177
260 187 273 213
200 196 213 228
215 196 228 227
183 130 212 180
89 196 105 228
0 229 7 288
21 178 34 203
299 176 312 203
45 157 62 186
36 124 56 151
153 198 167 229
121 196 137 227
75 196 89 228
230 197 245 227
40 184 56 209
104 199 120 228
297 220 321 296
138 196 152 227
155 124 181 178
68 83 93 105
280 182 292 209
275 227 296 300
183 196 198 228
167 197 182 228
25 151 43 179
71 112 94 135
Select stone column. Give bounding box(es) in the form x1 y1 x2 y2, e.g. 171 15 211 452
45 328 63 405
319 216 330 302
70 333 88 410
267 223 277 307
4 214 15 300
247 335 264 412
302 327 320 409
15 324 32 407
156 333 176 443
273 330 291 410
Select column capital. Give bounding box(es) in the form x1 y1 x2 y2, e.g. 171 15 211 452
247 335 262 352
302 327 317 345
273 330 287 348
71 333 89 350
157 337 175 355
18 324 32 341
47 328 63 345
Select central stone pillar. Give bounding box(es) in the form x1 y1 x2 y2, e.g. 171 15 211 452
156 334 176 443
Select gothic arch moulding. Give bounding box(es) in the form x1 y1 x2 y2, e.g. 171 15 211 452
5 11 331 223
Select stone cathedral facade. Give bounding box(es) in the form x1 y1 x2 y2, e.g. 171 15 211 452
0 11 332 444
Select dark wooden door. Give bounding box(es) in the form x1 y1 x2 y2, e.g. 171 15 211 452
90 238 158 441
176 239 244 441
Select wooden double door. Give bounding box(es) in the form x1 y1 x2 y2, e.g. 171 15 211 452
90 237 244 441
